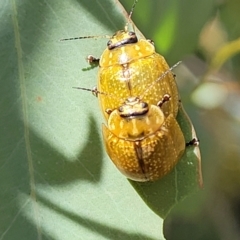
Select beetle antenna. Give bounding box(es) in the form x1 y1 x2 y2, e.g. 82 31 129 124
129 0 138 20
73 87 125 102
60 35 111 42
140 61 182 99
125 0 138 32
73 87 108 97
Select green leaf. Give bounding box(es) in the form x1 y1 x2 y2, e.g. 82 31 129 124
1 1 163 239
1 0 201 239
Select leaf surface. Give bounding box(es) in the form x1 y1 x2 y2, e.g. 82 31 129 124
0 0 202 239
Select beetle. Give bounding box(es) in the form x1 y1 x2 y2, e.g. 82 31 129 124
97 29 179 121
61 0 180 121
102 95 186 181
62 0 201 182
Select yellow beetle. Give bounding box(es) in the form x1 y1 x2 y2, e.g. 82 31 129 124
102 95 186 181
97 30 179 121
61 2 180 121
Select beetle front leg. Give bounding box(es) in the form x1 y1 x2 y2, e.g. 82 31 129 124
105 108 113 115
157 94 171 108
186 137 200 147
87 55 100 65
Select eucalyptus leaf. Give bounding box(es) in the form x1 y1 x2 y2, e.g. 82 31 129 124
0 0 163 239
0 0 202 240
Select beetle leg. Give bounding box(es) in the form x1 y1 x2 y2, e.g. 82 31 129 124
186 137 200 147
147 39 154 45
105 108 113 115
86 55 100 65
157 94 171 108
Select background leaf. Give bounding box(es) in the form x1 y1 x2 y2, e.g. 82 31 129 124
121 0 216 63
